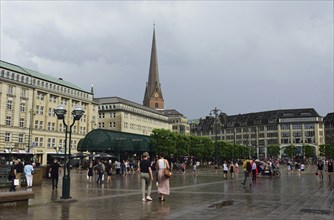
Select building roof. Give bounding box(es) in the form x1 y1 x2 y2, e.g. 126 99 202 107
0 60 89 93
194 108 321 131
77 129 152 152
158 109 184 117
94 96 166 116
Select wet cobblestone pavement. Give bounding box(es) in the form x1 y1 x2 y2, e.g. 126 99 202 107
0 165 333 220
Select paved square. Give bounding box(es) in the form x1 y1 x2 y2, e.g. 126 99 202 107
0 165 333 219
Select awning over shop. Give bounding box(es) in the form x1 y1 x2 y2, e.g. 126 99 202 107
77 129 152 153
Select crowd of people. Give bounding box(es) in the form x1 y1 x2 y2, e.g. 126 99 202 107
6 154 333 204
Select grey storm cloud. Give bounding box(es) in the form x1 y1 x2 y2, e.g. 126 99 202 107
1 1 333 119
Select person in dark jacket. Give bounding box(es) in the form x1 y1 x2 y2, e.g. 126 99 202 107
9 159 17 192
49 159 61 190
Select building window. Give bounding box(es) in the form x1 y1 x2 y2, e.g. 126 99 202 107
39 121 43 130
21 89 27 98
8 86 14 95
292 124 302 130
60 98 68 106
5 133 10 142
34 120 39 129
48 122 51 130
5 116 11 126
267 125 278 131
7 100 13 110
19 134 24 143
20 103 26 112
155 103 159 108
49 95 57 103
304 124 315 129
37 91 45 100
280 124 290 130
19 118 25 128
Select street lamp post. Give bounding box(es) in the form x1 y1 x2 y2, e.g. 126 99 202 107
210 107 222 167
54 105 84 201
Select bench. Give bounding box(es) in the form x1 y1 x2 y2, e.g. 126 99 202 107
0 191 34 208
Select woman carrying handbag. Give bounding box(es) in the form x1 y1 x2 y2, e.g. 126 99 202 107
157 153 170 201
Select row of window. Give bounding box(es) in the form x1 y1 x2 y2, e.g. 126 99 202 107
1 69 90 99
4 133 25 142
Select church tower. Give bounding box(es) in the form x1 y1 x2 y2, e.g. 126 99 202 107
143 26 164 110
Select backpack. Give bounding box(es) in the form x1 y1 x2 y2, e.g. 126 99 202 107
246 161 252 172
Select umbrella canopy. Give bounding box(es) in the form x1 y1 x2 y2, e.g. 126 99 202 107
70 152 91 158
93 152 117 159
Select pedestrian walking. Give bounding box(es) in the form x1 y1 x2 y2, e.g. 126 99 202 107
9 160 17 192
15 159 24 187
94 160 105 184
157 153 170 201
49 159 61 190
229 162 235 179
115 161 121 175
24 161 34 188
300 163 305 175
242 159 252 186
105 161 112 183
87 161 94 183
316 160 324 180
223 161 228 180
251 159 257 180
327 159 333 181
140 152 153 202
235 161 239 173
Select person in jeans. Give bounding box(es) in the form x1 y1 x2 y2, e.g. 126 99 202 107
140 152 153 202
242 159 252 186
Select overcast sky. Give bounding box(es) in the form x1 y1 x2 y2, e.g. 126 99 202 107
1 1 333 119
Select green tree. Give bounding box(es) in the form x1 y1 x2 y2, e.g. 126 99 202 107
150 129 176 157
302 145 316 159
199 137 214 161
267 145 280 158
284 144 297 159
319 144 334 159
175 134 190 160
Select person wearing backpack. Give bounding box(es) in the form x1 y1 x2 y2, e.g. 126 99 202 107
94 160 105 184
242 159 252 186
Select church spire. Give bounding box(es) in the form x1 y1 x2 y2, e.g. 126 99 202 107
143 25 164 110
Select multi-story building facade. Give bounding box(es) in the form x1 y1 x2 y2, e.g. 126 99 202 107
324 112 334 147
159 109 190 135
95 96 171 135
0 60 98 165
191 108 325 158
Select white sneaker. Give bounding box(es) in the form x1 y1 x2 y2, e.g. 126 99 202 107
146 196 152 201
142 198 146 202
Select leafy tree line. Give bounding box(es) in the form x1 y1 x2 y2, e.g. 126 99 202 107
149 129 334 163
150 129 279 163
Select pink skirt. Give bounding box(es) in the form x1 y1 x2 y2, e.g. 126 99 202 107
158 169 170 195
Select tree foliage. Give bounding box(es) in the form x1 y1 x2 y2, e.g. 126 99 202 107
319 144 334 159
267 145 280 158
302 145 316 158
284 144 297 159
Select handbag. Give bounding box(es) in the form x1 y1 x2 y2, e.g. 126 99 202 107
14 179 20 186
164 168 171 178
